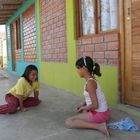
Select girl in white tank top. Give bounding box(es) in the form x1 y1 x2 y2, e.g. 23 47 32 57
84 78 108 112
65 56 110 137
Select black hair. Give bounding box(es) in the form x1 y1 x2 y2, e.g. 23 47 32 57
21 65 38 83
75 56 101 77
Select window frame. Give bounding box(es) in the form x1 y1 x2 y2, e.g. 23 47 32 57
15 18 21 50
76 0 119 38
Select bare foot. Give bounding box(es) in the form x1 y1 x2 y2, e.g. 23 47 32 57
98 122 110 137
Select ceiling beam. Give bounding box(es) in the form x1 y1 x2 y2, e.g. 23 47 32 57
0 4 22 10
0 14 12 17
0 9 16 14
0 17 9 20
0 21 8 24
0 0 24 4
0 0 24 24
0 22 7 24
0 19 8 22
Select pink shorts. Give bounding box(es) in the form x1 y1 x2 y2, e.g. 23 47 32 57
87 109 111 123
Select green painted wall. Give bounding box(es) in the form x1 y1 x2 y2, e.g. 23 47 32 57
38 0 119 106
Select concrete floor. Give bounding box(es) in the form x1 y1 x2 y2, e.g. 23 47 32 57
0 69 140 140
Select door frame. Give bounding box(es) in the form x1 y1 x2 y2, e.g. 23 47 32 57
120 0 137 105
119 0 126 104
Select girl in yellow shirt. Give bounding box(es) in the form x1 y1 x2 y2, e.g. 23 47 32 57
0 65 41 114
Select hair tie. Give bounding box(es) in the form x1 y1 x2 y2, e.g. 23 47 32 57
93 60 96 70
83 56 87 66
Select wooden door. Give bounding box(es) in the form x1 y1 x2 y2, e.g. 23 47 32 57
124 0 140 107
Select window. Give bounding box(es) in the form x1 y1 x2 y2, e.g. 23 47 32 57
81 0 95 34
76 0 118 37
15 18 21 50
100 0 118 31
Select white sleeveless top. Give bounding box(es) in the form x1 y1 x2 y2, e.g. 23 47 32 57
83 78 108 112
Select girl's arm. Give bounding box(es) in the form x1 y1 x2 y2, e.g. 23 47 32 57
78 80 98 112
79 101 86 106
16 95 28 112
34 90 39 99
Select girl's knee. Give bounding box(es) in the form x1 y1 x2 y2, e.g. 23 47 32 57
7 104 18 113
36 99 42 105
8 107 17 114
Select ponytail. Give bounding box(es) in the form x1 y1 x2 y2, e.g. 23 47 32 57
93 63 101 77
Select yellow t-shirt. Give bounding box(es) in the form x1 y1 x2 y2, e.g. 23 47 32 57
9 77 40 99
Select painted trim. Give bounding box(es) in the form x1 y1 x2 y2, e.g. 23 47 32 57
66 0 77 65
5 26 9 63
34 0 40 78
9 25 13 71
119 0 125 103
20 14 24 61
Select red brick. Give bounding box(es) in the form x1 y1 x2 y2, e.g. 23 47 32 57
60 48 66 53
96 59 107 65
105 51 119 59
62 20 66 25
58 43 63 48
92 35 103 44
77 53 83 58
55 49 60 53
54 27 60 33
82 38 92 45
53 54 58 59
107 41 119 50
60 37 66 42
85 45 94 52
76 40 81 46
54 38 60 43
93 52 104 58
61 26 66 32
95 43 106 51
59 14 65 20
57 21 63 27
58 54 64 58
104 33 119 42
78 46 85 52
83 52 93 58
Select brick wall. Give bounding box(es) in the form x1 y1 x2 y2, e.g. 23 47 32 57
23 5 36 62
40 0 67 63
76 33 120 65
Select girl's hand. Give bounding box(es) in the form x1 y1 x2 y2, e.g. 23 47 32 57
76 102 86 112
77 106 88 113
21 108 28 112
